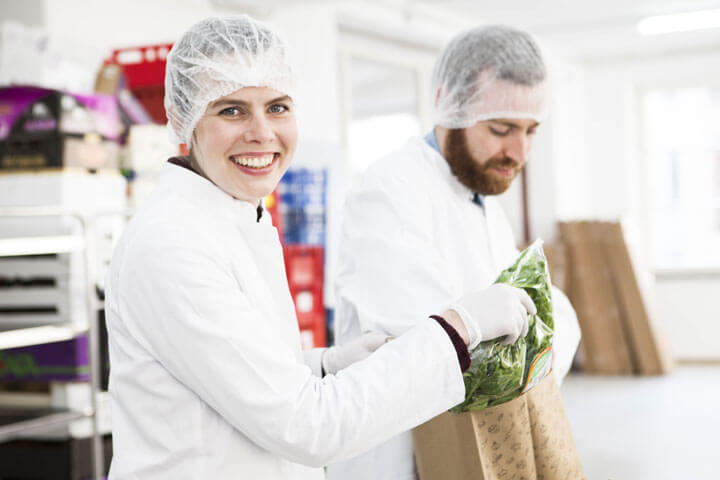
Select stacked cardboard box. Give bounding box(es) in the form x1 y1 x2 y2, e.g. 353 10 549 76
277 166 328 349
538 242 567 292
278 168 327 246
0 86 123 172
558 221 671 375
283 245 326 349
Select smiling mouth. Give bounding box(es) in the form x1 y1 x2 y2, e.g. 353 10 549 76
229 153 278 169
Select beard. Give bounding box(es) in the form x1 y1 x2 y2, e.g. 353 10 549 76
443 128 523 196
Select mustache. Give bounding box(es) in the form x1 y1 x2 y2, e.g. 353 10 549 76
484 156 522 170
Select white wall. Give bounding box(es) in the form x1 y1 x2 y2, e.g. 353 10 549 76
654 273 720 360
1 0 44 26
272 5 342 146
548 44 720 360
44 0 234 56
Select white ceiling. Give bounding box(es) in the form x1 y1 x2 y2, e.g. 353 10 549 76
372 0 720 33
212 0 720 59
385 0 720 58
212 0 720 31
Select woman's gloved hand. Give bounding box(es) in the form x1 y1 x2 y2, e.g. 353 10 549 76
449 284 537 349
321 332 389 375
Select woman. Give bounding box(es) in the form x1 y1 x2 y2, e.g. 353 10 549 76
104 15 535 479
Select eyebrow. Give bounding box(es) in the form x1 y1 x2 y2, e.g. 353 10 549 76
491 119 540 129
209 95 292 110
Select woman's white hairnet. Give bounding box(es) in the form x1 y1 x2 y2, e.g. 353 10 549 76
164 15 294 145
432 25 548 129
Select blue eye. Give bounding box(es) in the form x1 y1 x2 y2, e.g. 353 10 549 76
219 106 243 117
269 104 289 114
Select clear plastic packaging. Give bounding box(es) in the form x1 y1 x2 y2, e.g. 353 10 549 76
452 239 554 412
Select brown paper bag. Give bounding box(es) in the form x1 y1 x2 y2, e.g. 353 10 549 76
413 373 585 480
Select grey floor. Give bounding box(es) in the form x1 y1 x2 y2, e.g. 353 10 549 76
561 365 720 480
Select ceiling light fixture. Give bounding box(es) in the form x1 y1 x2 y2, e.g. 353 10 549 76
638 8 720 35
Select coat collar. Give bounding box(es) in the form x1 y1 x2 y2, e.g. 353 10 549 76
157 161 272 227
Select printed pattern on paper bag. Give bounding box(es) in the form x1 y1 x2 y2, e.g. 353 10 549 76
527 375 587 479
472 394 537 479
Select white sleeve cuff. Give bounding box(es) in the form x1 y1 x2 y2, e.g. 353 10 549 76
303 347 327 377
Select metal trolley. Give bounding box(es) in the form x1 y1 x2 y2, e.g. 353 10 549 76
0 206 115 480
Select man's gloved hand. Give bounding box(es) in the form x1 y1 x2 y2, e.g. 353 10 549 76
449 284 537 349
321 332 389 375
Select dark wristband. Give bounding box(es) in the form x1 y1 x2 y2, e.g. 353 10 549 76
429 315 471 372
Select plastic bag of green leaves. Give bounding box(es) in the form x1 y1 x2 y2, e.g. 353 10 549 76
451 239 554 412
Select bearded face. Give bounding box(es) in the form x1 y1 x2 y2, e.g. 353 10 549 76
443 127 525 196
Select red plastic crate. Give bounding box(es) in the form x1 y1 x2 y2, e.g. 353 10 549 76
289 283 324 327
300 322 326 349
296 310 324 333
283 245 324 288
105 43 173 124
283 246 325 347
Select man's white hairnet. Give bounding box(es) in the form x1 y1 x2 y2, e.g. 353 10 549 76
164 15 294 145
432 25 547 129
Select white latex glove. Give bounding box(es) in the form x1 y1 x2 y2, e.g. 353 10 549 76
321 332 389 375
449 284 537 349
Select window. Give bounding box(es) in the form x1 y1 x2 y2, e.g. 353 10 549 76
643 88 720 269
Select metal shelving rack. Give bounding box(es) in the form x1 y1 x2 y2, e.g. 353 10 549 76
0 206 105 480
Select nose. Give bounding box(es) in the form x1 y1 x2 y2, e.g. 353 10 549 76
242 113 275 144
503 133 532 164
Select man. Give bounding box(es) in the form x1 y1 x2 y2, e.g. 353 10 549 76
326 25 581 480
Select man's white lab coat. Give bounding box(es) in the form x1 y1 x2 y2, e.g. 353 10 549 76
105 161 466 479
328 137 581 480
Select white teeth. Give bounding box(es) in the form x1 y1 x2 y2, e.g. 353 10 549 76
230 154 275 168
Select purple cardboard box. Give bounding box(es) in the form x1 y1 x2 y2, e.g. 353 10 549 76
0 86 123 170
0 334 89 381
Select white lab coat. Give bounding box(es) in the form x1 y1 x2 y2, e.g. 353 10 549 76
328 137 581 480
105 162 466 479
